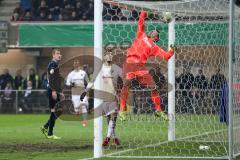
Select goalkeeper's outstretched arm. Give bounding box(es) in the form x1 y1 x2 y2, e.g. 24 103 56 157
137 11 147 37
151 45 175 61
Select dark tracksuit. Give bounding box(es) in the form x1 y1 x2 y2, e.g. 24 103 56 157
43 60 62 136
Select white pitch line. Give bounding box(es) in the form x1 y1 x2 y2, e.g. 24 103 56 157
78 126 240 160
105 128 228 157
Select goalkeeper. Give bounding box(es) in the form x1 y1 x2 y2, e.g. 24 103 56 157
65 59 89 127
119 11 175 121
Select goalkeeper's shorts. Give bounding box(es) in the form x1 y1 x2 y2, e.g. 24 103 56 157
123 57 150 81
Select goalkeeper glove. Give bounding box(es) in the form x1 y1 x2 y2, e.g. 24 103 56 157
170 44 177 52
80 91 87 101
154 111 168 121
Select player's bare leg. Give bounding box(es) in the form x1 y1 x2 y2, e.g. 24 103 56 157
103 115 111 146
111 113 120 146
119 79 131 121
80 103 88 127
138 74 168 121
103 113 120 146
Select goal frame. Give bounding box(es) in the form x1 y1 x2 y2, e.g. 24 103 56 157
93 0 235 159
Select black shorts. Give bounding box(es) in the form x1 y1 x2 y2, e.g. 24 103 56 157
48 88 60 109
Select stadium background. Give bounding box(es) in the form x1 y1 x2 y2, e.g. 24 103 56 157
0 0 239 160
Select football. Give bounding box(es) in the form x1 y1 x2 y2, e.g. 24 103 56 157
163 12 173 23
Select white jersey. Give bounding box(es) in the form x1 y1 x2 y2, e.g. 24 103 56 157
101 64 122 100
66 69 89 95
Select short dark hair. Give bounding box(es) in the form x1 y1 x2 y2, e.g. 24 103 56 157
52 48 60 55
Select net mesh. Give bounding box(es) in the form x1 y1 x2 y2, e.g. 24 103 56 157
100 0 239 159
233 3 240 157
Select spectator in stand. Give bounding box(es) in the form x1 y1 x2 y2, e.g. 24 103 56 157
13 2 24 17
22 11 32 21
49 0 64 12
81 13 88 21
75 1 84 19
22 80 35 113
62 2 74 20
52 6 61 17
20 0 32 12
209 68 226 89
11 12 21 21
0 69 13 90
128 10 139 21
103 2 120 21
209 68 227 113
37 0 49 16
194 69 208 114
63 0 69 6
14 69 24 90
69 11 79 21
176 67 194 113
57 13 63 21
85 0 94 20
36 11 47 21
103 3 111 20
41 72 48 89
117 12 127 21
24 68 40 89
1 82 14 113
47 13 54 21
14 69 24 113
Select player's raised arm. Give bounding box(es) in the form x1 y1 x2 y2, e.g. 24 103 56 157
151 45 174 61
137 11 147 37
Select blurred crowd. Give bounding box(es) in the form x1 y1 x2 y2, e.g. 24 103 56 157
0 68 48 113
11 0 94 21
11 0 158 22
0 68 47 91
130 67 227 115
0 65 93 114
0 65 228 114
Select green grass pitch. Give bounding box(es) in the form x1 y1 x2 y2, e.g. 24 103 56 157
0 114 239 160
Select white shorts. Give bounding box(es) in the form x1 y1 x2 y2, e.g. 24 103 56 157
72 95 88 113
102 101 118 116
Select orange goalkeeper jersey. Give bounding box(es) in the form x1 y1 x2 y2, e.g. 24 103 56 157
126 11 174 64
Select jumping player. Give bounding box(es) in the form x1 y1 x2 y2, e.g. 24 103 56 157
41 48 65 139
65 59 89 127
119 11 175 121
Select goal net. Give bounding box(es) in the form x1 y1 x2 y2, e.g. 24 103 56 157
98 0 240 159
233 1 240 158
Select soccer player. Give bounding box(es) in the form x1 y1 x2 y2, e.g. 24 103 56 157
101 52 122 146
41 48 64 140
65 59 89 127
119 11 175 121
